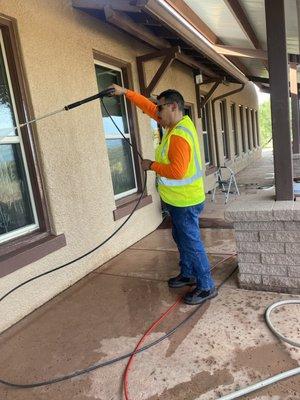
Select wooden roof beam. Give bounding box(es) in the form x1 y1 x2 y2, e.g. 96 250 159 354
104 6 219 79
104 6 170 49
224 0 268 69
224 0 259 48
142 0 251 79
213 45 268 60
72 0 140 13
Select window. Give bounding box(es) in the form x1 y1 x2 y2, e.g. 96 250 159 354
95 61 138 200
150 118 161 148
201 100 213 165
245 107 251 150
250 109 256 148
0 31 39 244
255 110 260 146
220 100 229 160
231 103 238 157
0 19 64 274
239 106 246 153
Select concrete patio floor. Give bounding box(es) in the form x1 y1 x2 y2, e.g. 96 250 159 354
201 148 275 224
1 228 299 400
0 148 299 400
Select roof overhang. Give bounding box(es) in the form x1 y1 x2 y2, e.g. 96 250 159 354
72 0 249 84
138 0 249 84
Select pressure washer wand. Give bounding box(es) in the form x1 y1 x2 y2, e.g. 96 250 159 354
0 88 115 138
64 88 115 110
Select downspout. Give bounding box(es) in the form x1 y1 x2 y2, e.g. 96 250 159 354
212 83 245 166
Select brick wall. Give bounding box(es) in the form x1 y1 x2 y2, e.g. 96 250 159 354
225 192 300 294
234 220 300 293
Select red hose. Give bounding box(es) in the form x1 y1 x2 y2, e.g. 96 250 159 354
123 253 236 399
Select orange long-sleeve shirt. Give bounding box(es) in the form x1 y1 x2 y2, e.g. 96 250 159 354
125 90 190 179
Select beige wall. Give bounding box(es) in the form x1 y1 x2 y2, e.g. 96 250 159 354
200 82 260 189
0 0 259 332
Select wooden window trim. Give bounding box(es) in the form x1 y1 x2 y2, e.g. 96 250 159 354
0 232 66 278
93 50 152 219
220 100 231 161
239 105 246 153
200 97 214 167
231 103 239 157
0 14 65 276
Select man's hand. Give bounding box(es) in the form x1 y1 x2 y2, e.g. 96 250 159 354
141 159 153 171
109 84 127 96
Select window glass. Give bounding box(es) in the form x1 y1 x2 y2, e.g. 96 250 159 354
106 139 136 196
239 106 246 153
201 101 212 165
245 108 251 150
0 46 16 137
0 32 37 243
95 65 128 136
95 62 137 199
220 101 229 159
0 144 34 235
231 104 238 156
251 109 256 148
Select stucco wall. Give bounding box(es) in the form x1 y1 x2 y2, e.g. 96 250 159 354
201 82 261 190
0 0 259 332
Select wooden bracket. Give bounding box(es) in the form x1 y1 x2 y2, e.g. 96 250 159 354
194 71 222 118
136 46 181 98
200 80 222 109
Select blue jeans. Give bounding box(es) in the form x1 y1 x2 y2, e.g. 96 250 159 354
166 202 215 291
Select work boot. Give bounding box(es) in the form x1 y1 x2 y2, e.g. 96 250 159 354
184 287 218 305
168 274 196 288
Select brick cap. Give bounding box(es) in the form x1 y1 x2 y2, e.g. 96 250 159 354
225 190 299 222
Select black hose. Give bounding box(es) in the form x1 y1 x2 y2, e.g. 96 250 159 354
0 262 237 388
0 95 237 389
0 97 146 304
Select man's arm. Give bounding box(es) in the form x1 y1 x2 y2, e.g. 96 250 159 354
111 84 159 122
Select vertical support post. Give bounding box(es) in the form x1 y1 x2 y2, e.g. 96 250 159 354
290 62 300 154
265 0 294 200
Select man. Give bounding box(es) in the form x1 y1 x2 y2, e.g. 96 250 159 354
110 84 217 305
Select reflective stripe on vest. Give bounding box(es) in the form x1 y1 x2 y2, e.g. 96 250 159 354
157 125 203 187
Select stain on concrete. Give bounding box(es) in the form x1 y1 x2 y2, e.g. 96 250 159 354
165 302 210 358
145 368 234 400
234 343 300 398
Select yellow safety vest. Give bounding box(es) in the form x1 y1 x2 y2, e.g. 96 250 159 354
155 115 205 207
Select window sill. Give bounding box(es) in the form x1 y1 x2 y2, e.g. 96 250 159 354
0 232 66 278
205 166 218 176
113 194 153 220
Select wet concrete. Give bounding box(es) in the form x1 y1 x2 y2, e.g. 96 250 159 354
0 221 299 400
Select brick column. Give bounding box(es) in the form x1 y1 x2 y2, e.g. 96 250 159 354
225 191 300 294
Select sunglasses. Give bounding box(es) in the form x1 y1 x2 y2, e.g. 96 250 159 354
157 102 172 112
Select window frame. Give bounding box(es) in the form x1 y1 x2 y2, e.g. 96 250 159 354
93 51 151 220
245 107 252 151
255 110 260 146
94 60 138 200
230 103 239 157
250 108 256 148
239 105 246 153
0 31 39 243
220 100 230 161
200 99 214 167
0 15 65 276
